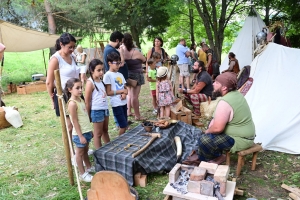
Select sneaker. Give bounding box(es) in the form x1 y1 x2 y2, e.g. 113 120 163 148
86 166 96 173
79 172 93 182
152 109 157 114
88 149 94 156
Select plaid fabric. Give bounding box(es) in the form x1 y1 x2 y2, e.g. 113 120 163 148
184 93 208 115
198 133 234 161
94 121 201 186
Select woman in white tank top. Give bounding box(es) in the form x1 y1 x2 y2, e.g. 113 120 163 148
46 32 81 146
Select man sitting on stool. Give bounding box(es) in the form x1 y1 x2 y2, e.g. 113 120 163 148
178 60 213 116
197 72 255 162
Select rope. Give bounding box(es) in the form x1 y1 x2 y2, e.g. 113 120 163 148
56 94 84 200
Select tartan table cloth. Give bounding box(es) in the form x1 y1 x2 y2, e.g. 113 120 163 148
94 121 201 185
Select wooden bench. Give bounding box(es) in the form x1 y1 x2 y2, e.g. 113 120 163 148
226 144 263 176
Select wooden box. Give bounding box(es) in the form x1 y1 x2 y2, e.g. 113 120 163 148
17 82 47 95
170 106 192 125
7 84 17 93
0 107 18 129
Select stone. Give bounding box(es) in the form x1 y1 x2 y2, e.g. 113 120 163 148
187 180 201 194
169 163 181 183
199 161 218 174
190 167 207 181
200 180 214 196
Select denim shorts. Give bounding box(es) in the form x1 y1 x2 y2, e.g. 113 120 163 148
91 109 109 123
72 131 93 148
112 105 128 128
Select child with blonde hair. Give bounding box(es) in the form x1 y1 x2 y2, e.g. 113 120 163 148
65 78 95 182
76 45 87 86
156 67 174 118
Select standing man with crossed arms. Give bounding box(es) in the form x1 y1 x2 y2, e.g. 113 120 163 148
176 39 191 90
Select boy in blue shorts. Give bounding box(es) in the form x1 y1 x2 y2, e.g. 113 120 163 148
103 52 128 135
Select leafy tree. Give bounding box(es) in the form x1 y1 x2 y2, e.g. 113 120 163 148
192 0 249 62
98 0 171 48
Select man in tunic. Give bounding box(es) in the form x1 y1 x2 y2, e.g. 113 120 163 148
222 52 240 74
197 72 255 161
202 44 220 80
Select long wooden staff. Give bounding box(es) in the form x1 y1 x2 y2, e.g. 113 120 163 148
54 69 74 185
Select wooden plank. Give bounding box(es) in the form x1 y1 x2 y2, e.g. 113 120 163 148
164 195 172 200
175 100 183 112
289 193 300 200
281 184 300 197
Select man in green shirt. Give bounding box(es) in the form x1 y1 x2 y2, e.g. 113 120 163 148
198 72 255 161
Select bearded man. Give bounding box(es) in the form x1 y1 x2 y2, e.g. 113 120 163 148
197 72 255 161
178 60 213 116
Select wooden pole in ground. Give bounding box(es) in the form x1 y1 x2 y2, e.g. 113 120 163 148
54 69 74 185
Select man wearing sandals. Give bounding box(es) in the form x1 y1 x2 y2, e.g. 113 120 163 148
198 72 255 162
178 60 213 116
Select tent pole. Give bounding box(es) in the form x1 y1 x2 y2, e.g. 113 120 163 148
42 50 47 76
54 69 74 186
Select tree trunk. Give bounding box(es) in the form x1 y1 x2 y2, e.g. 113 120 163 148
264 1 270 26
44 0 56 34
189 8 195 44
130 26 141 49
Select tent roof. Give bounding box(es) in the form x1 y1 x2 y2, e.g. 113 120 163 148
246 43 300 154
0 20 60 52
220 10 265 72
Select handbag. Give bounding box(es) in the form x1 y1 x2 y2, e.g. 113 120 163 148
126 78 138 87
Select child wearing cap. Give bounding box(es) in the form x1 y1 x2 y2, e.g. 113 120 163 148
156 67 174 118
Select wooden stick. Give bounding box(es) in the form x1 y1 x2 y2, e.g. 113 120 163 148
132 135 160 158
54 70 74 185
282 184 300 197
289 193 300 200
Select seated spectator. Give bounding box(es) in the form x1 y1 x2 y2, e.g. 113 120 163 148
178 60 213 116
197 72 255 161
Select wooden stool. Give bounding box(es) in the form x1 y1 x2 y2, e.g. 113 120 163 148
226 144 262 176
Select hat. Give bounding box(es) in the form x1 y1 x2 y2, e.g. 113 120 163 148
215 72 237 90
156 67 168 78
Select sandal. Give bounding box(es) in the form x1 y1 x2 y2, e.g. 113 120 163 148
134 116 147 121
128 113 135 117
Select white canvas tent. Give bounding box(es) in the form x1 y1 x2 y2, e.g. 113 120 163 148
220 10 266 72
0 19 60 52
246 43 300 154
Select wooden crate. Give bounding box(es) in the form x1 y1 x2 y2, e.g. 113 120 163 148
17 82 47 95
170 106 192 125
0 107 18 129
7 84 17 93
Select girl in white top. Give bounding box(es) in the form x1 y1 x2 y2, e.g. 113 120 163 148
76 45 87 86
85 59 110 149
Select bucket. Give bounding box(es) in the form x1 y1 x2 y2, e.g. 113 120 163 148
2 106 23 128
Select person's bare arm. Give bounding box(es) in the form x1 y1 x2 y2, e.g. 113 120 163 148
77 54 86 64
145 48 152 72
190 82 206 94
205 100 233 134
135 51 146 62
46 57 59 102
84 80 94 122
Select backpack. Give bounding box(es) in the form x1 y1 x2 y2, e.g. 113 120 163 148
150 47 166 59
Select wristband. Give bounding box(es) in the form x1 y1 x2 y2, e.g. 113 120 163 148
183 89 187 94
113 90 116 96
